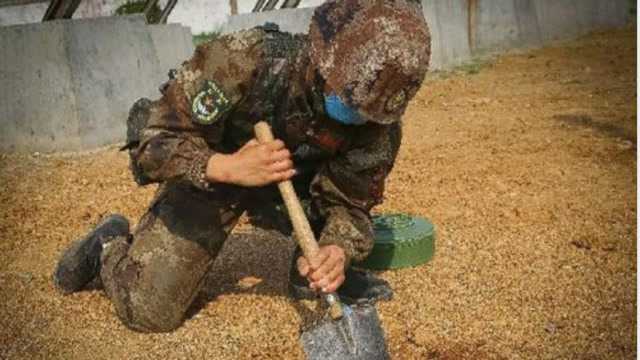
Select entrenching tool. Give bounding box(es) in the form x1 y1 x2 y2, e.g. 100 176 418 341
254 122 390 360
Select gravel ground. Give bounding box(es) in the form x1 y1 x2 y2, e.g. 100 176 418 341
0 27 636 359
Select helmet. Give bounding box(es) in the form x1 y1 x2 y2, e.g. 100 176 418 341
309 0 431 124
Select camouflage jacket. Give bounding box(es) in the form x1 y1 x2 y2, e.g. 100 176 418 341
126 26 401 264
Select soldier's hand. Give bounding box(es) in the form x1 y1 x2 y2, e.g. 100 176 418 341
206 138 295 186
297 245 346 293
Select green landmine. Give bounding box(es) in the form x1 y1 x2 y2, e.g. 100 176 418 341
356 214 436 271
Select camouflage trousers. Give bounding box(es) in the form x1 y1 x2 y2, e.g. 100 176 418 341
99 182 316 333
100 183 248 333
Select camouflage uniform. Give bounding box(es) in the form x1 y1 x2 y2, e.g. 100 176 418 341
96 0 430 333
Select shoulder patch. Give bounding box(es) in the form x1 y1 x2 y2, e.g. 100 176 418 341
191 80 231 125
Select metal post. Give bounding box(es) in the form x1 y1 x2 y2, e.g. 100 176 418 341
280 0 301 9
42 0 82 21
229 0 238 15
468 0 478 52
0 0 47 7
262 0 279 11
158 0 177 24
143 0 159 13
143 0 160 21
252 0 266 12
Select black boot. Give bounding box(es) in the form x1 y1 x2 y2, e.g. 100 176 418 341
288 249 393 305
53 214 130 295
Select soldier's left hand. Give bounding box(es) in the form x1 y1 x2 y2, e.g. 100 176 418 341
297 245 346 293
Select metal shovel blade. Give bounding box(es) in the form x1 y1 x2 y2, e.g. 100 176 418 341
301 304 389 360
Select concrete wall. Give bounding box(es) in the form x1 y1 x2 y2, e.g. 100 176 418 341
472 0 629 53
422 0 472 70
0 20 79 150
0 15 194 152
0 0 329 34
0 0 130 27
159 0 327 34
0 1 46 26
224 6 315 34
0 0 630 152
149 24 194 74
471 0 543 53
168 0 229 34
65 16 162 149
170 0 326 34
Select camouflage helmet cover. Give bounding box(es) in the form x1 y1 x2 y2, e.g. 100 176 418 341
309 0 431 124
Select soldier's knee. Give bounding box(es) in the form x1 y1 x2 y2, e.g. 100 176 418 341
119 302 186 333
125 318 185 333
106 277 188 333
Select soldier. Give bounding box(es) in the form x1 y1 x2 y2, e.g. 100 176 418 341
53 0 431 333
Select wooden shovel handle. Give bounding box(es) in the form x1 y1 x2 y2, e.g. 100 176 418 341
254 122 320 259
254 122 343 320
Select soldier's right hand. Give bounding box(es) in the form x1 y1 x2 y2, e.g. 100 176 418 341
206 139 295 187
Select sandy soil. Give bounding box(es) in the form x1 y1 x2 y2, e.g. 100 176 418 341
0 26 636 359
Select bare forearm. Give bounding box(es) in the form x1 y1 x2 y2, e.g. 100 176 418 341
205 153 234 183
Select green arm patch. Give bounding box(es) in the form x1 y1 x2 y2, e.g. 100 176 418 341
191 80 231 125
